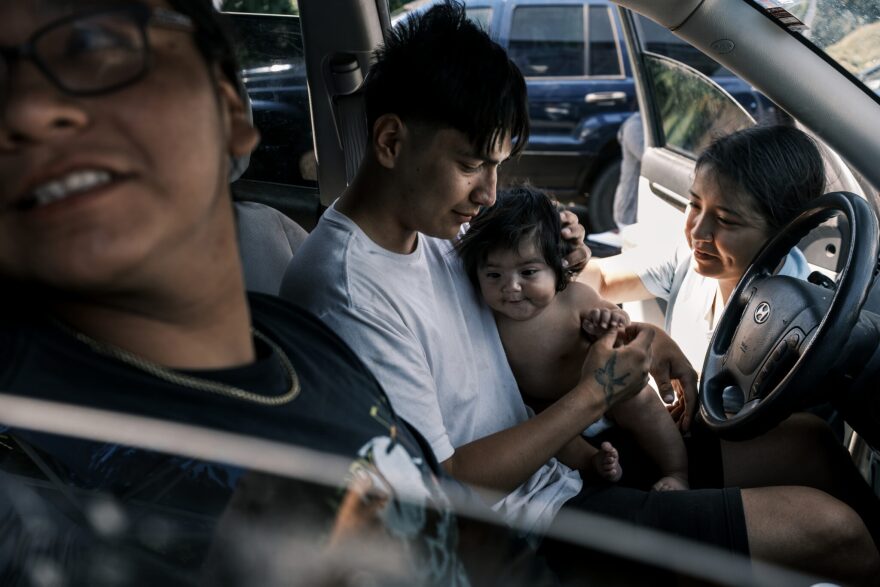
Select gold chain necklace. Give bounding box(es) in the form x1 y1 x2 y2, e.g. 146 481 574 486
60 324 301 406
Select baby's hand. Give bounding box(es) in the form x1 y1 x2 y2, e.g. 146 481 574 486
582 307 630 336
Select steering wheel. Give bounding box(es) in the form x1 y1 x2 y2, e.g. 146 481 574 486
699 192 879 440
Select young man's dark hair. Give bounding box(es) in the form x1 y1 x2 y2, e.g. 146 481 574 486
457 187 572 293
364 0 529 157
696 125 826 231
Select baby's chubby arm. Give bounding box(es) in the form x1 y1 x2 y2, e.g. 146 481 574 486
583 306 630 335
568 282 630 337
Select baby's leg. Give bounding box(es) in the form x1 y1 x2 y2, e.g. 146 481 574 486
608 386 689 491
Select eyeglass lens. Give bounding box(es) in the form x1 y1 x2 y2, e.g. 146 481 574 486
3 10 148 95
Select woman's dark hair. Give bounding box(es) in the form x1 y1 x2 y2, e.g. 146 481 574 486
696 125 826 230
365 0 529 157
167 0 242 88
456 187 570 293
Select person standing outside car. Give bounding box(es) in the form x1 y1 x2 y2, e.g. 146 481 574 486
281 3 880 582
612 111 644 230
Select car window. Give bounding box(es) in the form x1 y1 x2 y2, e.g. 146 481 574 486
588 5 622 76
643 54 754 158
225 13 316 188
509 5 586 77
633 14 733 77
0 428 424 585
782 0 880 84
0 413 784 587
466 7 493 32
222 0 299 14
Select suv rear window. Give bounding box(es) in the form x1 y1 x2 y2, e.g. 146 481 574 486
509 5 585 77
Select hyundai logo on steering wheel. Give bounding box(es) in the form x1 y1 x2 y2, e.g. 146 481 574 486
754 302 771 324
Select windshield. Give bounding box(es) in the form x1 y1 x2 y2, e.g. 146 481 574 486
779 0 880 83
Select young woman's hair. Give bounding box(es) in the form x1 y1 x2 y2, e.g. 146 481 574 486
696 125 826 230
456 187 570 292
364 0 529 158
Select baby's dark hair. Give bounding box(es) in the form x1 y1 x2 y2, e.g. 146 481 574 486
364 0 529 157
457 187 570 292
696 125 826 230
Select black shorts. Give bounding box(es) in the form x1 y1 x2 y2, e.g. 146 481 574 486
561 484 748 554
561 421 749 555
537 484 748 585
536 422 748 583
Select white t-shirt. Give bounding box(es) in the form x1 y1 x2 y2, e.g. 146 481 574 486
281 204 582 534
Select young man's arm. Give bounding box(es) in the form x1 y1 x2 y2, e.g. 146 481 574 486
554 435 599 471
442 327 654 492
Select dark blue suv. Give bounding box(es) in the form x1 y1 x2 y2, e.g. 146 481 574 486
396 0 779 231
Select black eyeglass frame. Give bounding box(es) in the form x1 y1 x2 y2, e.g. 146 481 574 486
0 3 195 97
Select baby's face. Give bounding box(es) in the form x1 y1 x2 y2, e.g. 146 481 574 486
477 241 557 321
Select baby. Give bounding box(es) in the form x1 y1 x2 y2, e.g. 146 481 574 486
457 187 688 491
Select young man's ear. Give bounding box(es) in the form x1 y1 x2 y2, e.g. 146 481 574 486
215 67 261 159
372 114 407 169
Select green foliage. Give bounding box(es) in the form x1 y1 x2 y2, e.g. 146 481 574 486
222 0 298 15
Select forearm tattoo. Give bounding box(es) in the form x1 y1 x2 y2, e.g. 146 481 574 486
594 353 630 408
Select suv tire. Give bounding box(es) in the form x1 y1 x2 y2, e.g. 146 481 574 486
587 159 621 233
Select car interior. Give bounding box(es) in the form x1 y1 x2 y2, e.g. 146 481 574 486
2 0 879 583
230 0 880 475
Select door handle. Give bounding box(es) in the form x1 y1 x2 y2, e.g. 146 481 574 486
584 91 627 104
